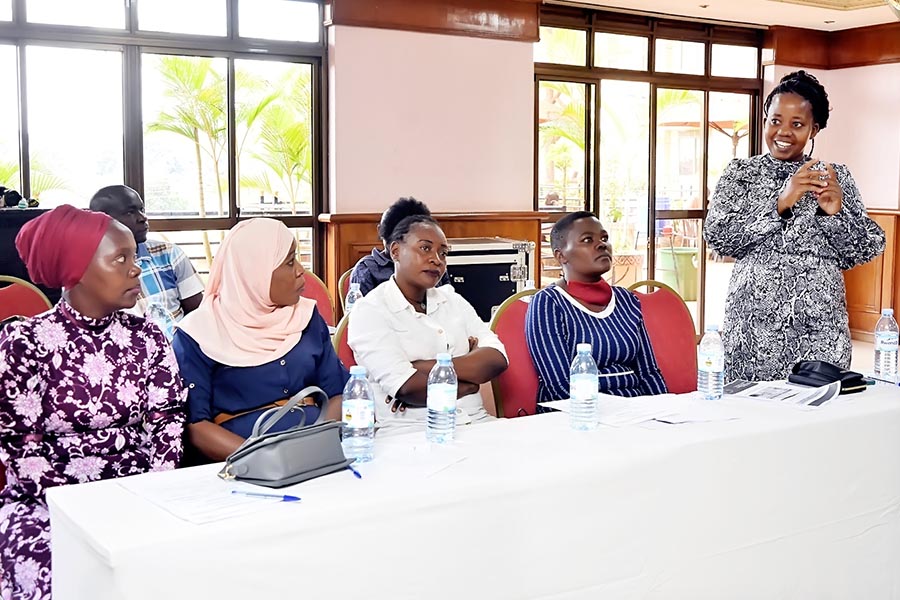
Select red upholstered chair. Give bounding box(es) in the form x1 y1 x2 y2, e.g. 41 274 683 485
489 289 539 418
301 271 335 327
0 275 52 321
628 280 698 394
337 268 353 312
331 314 356 369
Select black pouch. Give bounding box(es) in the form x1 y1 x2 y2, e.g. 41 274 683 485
788 360 867 395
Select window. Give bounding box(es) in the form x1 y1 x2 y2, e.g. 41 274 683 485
2 2 327 275
142 54 228 217
0 45 18 191
0 1 11 21
235 59 314 216
536 6 762 331
594 33 647 71
655 39 705 76
137 0 227 36
711 44 758 78
26 0 124 28
239 0 320 43
534 27 586 66
27 46 123 207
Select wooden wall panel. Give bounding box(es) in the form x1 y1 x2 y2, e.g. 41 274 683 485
326 0 540 42
845 211 898 341
319 211 546 320
830 23 900 69
765 22 900 70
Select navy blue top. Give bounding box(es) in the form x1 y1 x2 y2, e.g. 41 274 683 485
350 248 451 296
525 285 667 407
172 311 350 438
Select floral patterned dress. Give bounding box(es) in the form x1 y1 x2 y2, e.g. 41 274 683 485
0 301 185 599
705 154 885 382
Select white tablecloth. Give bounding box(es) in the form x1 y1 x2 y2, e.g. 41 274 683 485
48 384 900 599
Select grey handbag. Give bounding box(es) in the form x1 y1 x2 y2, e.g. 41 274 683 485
218 386 352 488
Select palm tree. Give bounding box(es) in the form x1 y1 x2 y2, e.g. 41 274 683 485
0 159 68 198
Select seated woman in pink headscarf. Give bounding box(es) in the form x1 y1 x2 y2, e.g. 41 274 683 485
173 218 349 463
1 205 185 600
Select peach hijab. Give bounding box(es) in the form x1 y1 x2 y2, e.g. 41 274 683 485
178 218 315 367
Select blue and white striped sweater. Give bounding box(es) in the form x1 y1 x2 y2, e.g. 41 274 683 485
525 285 668 404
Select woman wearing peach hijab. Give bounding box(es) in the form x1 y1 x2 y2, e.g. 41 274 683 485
173 218 349 462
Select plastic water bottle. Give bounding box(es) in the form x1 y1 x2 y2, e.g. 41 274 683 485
145 302 176 340
874 308 899 381
697 324 725 400
569 343 598 431
345 282 363 314
341 366 375 462
426 353 457 443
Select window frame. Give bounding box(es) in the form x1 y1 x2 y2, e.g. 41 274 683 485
1 0 328 274
534 6 764 332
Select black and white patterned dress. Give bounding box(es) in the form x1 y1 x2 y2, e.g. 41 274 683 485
705 154 885 382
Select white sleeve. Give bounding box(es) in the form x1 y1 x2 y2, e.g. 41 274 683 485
347 299 417 399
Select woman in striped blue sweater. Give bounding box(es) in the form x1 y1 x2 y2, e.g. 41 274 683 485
526 211 667 405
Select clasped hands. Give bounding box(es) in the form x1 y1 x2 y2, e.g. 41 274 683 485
777 158 843 216
387 336 480 413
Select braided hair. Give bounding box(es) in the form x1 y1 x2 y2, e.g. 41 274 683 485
763 70 831 131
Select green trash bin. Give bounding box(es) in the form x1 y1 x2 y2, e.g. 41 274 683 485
655 247 698 301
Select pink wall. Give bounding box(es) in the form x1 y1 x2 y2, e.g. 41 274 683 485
328 26 534 214
763 63 900 209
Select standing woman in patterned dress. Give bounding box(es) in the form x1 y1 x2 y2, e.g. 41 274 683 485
705 71 885 382
0 205 185 599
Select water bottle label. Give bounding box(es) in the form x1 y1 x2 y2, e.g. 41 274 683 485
570 375 596 401
427 383 457 412
698 351 724 373
875 332 899 352
342 400 374 429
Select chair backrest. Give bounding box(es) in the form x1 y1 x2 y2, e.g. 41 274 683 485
332 314 356 369
337 268 353 312
489 289 539 418
628 279 697 394
301 271 335 327
0 275 53 321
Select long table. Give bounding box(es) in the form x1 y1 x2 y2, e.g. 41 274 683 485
48 385 900 599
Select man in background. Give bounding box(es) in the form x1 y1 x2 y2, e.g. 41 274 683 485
90 185 204 326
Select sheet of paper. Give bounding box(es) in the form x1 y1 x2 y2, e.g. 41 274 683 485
540 395 680 426
723 379 841 408
117 466 300 525
362 442 468 479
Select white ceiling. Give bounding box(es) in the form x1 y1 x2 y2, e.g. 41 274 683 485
550 0 898 30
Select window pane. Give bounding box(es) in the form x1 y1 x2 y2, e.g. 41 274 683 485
704 92 750 330
27 46 123 207
137 0 226 36
656 88 704 212
594 33 647 71
600 80 650 289
711 44 758 78
142 54 228 218
0 1 10 20
655 218 702 330
534 27 586 66
537 81 587 286
236 59 313 216
26 0 124 28
654 39 705 75
0 46 19 191
239 0 319 43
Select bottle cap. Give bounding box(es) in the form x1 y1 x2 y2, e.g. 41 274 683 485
349 365 366 376
350 282 360 291
705 324 720 332
576 343 591 353
436 352 452 363
882 308 894 317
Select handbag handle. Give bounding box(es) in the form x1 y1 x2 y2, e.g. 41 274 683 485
251 386 329 438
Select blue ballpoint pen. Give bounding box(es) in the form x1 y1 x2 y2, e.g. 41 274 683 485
346 463 363 479
231 490 301 502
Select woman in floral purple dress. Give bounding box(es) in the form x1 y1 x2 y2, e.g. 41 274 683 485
0 205 186 599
